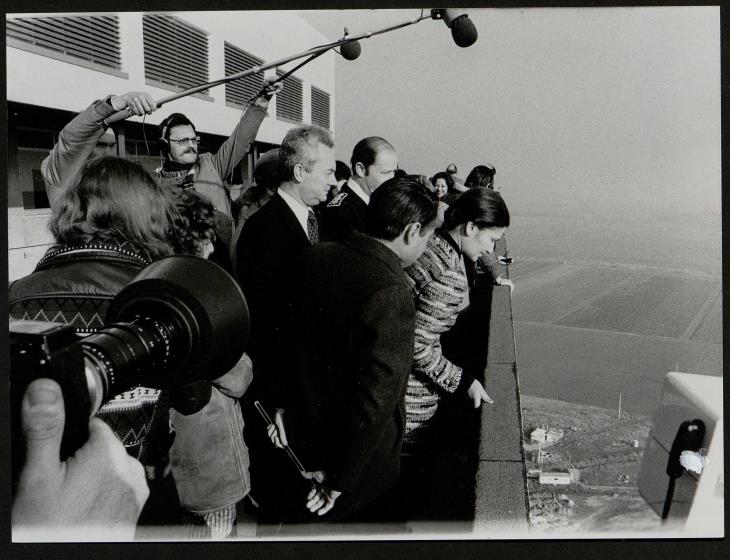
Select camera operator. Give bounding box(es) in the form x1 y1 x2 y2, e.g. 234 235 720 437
12 378 148 541
155 78 282 272
9 157 179 526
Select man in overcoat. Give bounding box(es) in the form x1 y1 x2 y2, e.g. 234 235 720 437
235 124 336 523
274 175 439 522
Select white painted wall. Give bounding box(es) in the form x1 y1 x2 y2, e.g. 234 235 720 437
7 11 335 140
7 11 336 281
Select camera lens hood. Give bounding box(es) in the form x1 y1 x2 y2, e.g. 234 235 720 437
106 255 249 381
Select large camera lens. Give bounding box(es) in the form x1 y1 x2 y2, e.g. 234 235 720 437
83 255 249 409
10 256 249 467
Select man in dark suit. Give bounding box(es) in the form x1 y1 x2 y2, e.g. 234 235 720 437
319 136 398 241
235 124 336 523
272 176 439 522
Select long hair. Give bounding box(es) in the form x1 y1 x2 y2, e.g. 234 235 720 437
464 164 496 189
50 157 176 259
168 188 217 256
443 187 510 231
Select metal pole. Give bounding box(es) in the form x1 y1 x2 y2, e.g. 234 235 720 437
618 393 622 420
104 11 431 125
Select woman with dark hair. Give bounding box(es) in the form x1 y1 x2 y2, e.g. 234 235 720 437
398 187 510 516
430 171 454 200
464 163 496 190
459 164 515 291
9 157 179 525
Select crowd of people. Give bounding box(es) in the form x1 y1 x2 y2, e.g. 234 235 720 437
9 85 515 539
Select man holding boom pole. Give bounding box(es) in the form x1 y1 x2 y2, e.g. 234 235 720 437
154 78 282 271
41 92 158 209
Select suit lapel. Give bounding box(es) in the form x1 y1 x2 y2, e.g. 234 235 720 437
272 194 310 247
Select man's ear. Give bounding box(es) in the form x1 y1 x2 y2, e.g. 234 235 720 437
292 163 305 183
403 222 423 245
354 162 367 179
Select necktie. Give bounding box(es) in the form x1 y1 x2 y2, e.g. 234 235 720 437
307 211 319 244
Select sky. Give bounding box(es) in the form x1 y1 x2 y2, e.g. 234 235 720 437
298 8 721 225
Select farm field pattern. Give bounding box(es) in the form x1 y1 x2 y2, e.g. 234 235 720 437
508 259 722 416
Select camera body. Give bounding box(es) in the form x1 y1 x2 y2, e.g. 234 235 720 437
10 321 92 467
10 255 250 480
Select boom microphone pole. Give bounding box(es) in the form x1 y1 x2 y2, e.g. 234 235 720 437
103 9 478 125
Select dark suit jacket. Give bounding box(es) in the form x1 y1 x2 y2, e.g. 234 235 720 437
235 193 311 403
319 181 369 242
284 230 415 518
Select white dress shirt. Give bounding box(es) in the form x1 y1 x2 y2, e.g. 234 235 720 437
278 188 315 240
346 179 370 205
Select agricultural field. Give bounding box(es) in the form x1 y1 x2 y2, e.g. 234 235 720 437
508 258 722 416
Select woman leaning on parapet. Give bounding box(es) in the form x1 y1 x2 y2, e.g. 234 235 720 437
443 163 514 291
397 186 511 517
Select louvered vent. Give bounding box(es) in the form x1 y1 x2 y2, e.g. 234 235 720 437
275 69 303 123
225 42 265 107
7 15 122 70
143 14 209 93
311 86 331 130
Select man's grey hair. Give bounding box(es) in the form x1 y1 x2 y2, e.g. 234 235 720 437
279 125 335 182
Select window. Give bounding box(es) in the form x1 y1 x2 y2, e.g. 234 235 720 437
23 169 50 210
143 14 209 93
311 86 331 130
7 15 122 71
224 42 265 108
275 69 303 124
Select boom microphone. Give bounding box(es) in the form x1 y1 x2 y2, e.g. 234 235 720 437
340 40 362 60
103 11 475 125
432 8 478 48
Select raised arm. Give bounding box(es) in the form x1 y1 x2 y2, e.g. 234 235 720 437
210 79 282 183
42 99 114 207
42 92 157 208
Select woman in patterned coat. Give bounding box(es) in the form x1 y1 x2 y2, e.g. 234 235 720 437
399 188 510 515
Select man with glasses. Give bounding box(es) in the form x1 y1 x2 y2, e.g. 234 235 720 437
155 79 281 271
42 91 157 209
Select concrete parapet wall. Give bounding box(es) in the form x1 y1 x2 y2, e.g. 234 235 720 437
474 237 530 533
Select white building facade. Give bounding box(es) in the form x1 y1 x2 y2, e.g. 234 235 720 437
7 11 336 280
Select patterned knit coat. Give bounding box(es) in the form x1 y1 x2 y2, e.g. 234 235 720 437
404 230 472 445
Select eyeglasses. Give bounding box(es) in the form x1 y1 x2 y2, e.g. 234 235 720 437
169 136 201 146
